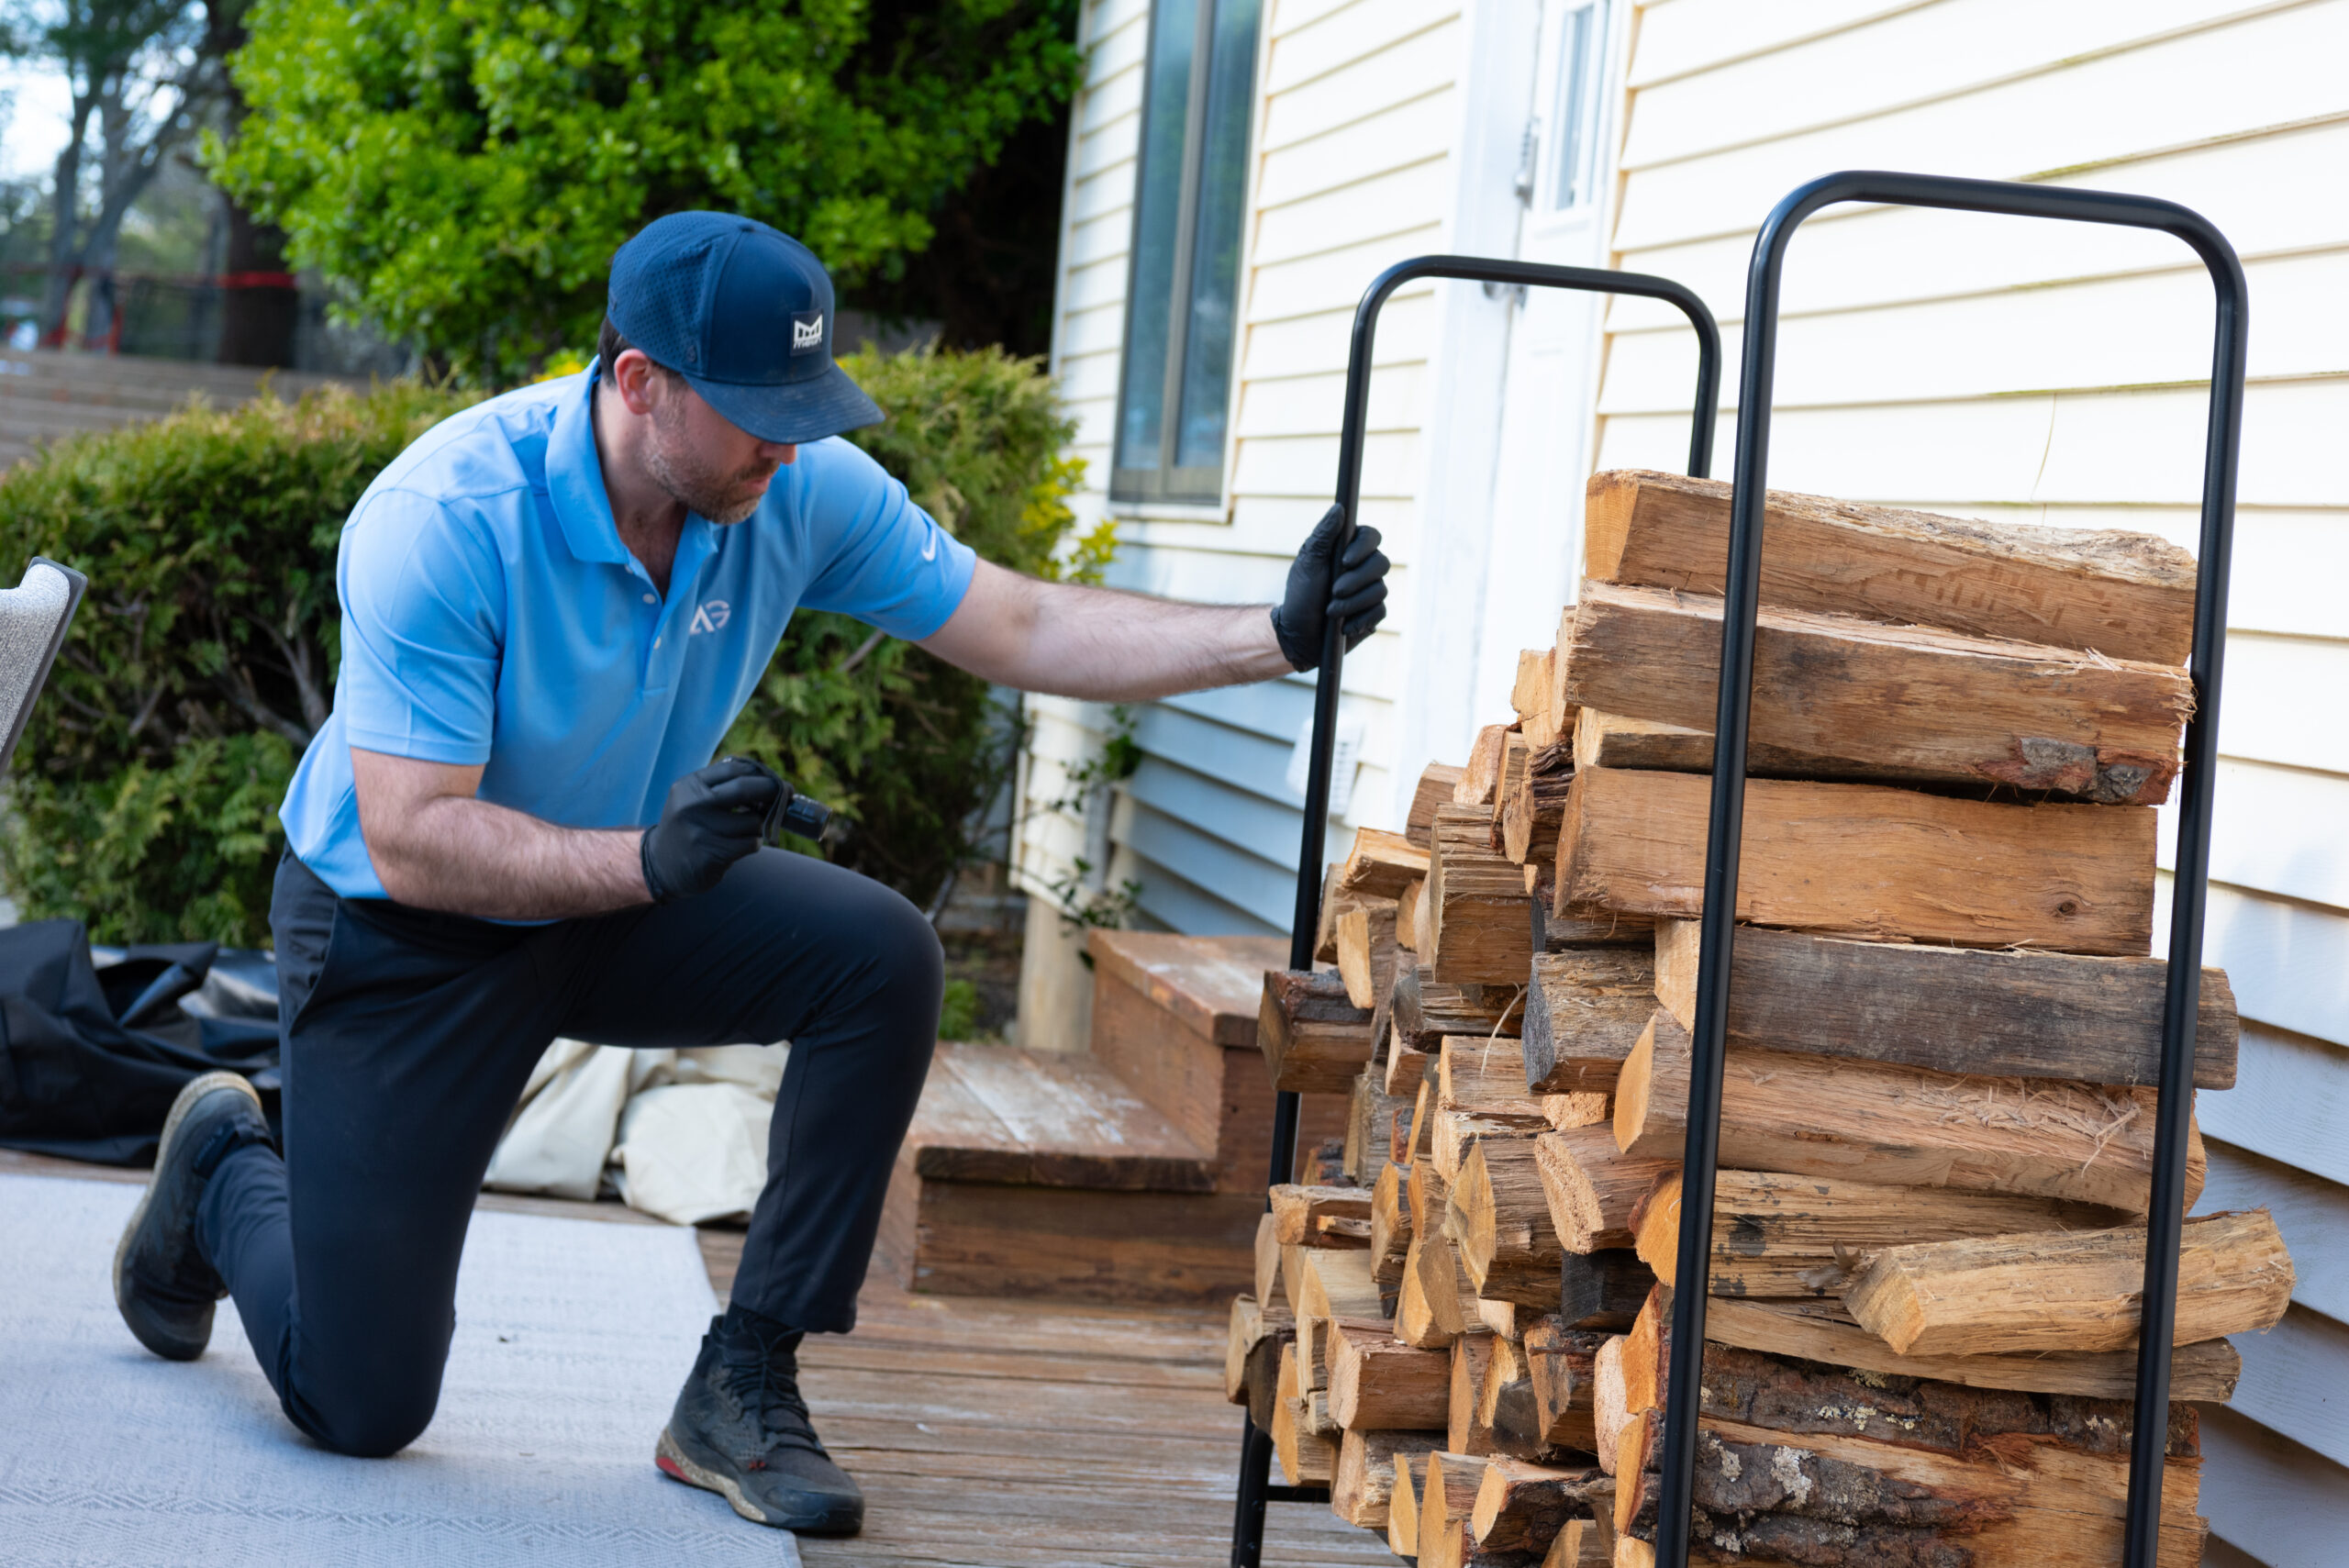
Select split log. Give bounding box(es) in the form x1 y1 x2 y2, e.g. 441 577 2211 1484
1477 1297 1527 1340
1560 580 2191 805
1573 707 1720 773
1411 763 1468 849
1478 1333 1592 1464
1561 1250 1654 1329
1432 805 1541 984
1631 1168 2129 1298
1268 1184 1375 1246
1613 1009 2206 1215
1389 1444 1427 1556
1330 1323 1453 1430
1274 1342 1335 1485
1414 877 1437 962
1298 1245 1386 1329
1457 725 1515 807
1474 1459 1608 1552
1542 1518 1606 1568
1581 469 2198 666
1503 745 1576 865
1537 1126 1677 1253
1449 1333 1501 1457
1337 900 1402 1011
1335 1426 1444 1529
1395 965 1523 1076
1522 1317 1607 1453
1424 1451 1534 1568
1592 1337 1630 1477
1652 919 2239 1090
1843 1207 2293 1356
1542 1093 1611 1131
1701 1296 2242 1402
1410 1155 1449 1241
1400 1229 1475 1349
1433 1108 1537 1185
1226 1293 1293 1404
1254 1211 1281 1307
1347 1065 1409 1189
1260 968 1377 1094
1411 1077 1438 1161
1398 876 1428 951
1554 766 2156 957
1493 733 1534 828
1522 950 1657 1095
1373 1159 1413 1278
1341 826 1433 901
1442 1037 1553 1128
1514 649 1556 729
1455 1136 1567 1307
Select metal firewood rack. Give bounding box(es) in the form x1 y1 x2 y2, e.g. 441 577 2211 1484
1235 171 2245 1568
1229 254 1722 1568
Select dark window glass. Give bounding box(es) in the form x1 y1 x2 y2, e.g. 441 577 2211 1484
1112 0 1263 505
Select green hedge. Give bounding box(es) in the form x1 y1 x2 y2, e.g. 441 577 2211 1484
0 346 1101 945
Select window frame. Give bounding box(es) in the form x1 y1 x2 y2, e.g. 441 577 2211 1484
1109 0 1261 508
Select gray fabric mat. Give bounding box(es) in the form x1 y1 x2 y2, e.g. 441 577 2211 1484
0 1173 798 1566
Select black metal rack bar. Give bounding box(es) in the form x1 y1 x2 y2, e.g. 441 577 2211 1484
1230 254 1721 1568
1653 171 2245 1568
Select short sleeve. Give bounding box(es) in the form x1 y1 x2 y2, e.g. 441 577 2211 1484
795 439 978 639
335 489 506 764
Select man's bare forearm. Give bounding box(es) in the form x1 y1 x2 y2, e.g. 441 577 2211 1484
923 563 1295 701
371 795 651 918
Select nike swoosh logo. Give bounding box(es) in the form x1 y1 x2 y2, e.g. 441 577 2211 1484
921 532 938 562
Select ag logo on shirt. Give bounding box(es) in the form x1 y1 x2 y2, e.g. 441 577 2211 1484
691 600 731 634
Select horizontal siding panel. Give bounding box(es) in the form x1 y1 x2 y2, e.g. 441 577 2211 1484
1067 154 1138 218
2197 1140 2349 1326
1600 250 2349 414
2197 1405 2349 1568
1253 158 1451 268
1628 0 1930 87
1125 756 1314 871
1260 30 1458 153
1119 842 1284 936
1062 207 1133 271
1624 0 2277 169
1235 364 1423 439
1248 233 1442 322
1241 294 1435 382
1130 703 1298 808
2156 760 2349 913
1611 3 2349 253
1609 117 2349 332
2227 1303 2349 1469
2212 634 2349 774
1264 0 1458 98
1599 379 2349 508
2171 877 2349 1051
1119 798 1301 929
1255 92 1456 209
1076 55 1146 133
1231 429 1421 499
1163 674 1316 743
2196 1021 2349 1184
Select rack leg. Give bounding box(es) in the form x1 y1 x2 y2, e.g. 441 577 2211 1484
1230 1414 1275 1568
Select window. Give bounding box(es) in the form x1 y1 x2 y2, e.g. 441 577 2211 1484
1111 0 1263 506
1544 1 1602 213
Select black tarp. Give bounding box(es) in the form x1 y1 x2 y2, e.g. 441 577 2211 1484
0 919 280 1166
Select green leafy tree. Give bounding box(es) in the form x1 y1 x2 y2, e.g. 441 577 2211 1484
206 0 1083 379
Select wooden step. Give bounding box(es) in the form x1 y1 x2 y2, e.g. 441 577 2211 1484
882 1040 1263 1307
1085 929 1349 1194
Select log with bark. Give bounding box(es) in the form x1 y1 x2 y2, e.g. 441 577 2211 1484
1423 1451 1543 1568
1559 580 2191 805
1503 744 1577 865
1479 1332 1596 1463
1613 1009 2205 1214
1561 1249 1655 1329
1523 1317 1609 1454
1630 1168 2129 1299
1335 1425 1445 1529
1522 949 1659 1095
1553 766 2156 957
1433 805 1542 984
1580 469 2198 666
1650 919 2239 1090
1842 1207 2293 1356
1259 968 1378 1094
1537 1125 1678 1253
1473 1459 1609 1553
1394 966 1523 1092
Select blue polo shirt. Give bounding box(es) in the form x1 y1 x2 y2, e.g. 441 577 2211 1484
278 364 977 901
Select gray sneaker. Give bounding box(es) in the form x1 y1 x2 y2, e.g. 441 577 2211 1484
656 1308 864 1535
114 1072 272 1361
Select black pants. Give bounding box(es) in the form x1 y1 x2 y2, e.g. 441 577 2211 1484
195 850 942 1459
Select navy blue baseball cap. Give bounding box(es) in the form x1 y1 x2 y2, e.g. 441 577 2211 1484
607 212 883 445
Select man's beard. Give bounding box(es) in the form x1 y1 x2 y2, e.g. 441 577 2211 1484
642 402 779 525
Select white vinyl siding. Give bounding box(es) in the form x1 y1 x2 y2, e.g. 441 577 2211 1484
1018 0 1473 935
1598 3 2349 1560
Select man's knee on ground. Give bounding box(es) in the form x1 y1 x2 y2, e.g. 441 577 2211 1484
286 1380 441 1460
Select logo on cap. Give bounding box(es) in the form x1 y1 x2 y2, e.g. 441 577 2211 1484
791 312 825 354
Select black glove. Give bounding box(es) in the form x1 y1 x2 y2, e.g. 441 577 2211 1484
1271 504 1389 671
640 756 784 904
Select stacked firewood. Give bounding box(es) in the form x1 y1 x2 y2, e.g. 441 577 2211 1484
1234 471 2298 1567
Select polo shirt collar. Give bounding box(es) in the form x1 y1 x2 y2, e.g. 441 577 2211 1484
545 361 634 566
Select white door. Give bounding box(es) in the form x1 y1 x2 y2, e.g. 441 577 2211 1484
1471 0 1626 717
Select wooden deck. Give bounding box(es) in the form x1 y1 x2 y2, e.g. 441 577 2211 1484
0 1149 1397 1568
0 349 362 468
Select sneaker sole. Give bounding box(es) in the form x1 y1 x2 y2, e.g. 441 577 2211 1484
113 1072 264 1361
654 1426 863 1535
